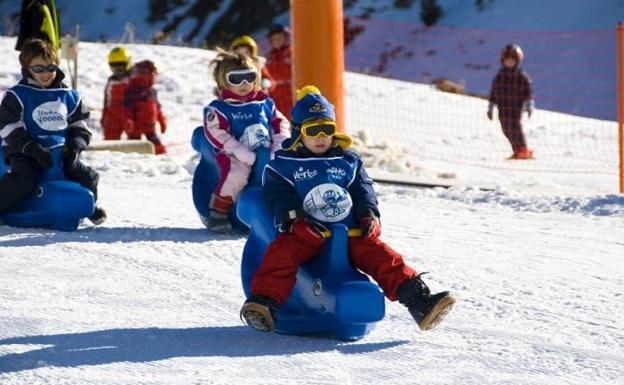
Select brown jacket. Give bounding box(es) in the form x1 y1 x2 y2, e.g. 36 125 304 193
489 66 533 112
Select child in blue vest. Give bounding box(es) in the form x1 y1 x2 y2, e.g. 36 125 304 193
0 39 106 224
240 86 455 332
202 50 290 232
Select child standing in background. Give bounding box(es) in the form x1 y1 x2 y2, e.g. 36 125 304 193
101 46 132 140
265 24 293 120
202 50 290 232
487 43 535 160
230 35 275 94
125 60 168 154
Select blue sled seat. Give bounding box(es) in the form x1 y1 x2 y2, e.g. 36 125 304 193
190 126 268 229
0 146 94 231
237 188 386 340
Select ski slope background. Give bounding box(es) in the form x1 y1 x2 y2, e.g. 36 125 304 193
0 37 623 384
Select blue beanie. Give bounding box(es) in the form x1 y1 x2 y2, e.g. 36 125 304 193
290 92 336 127
282 86 347 151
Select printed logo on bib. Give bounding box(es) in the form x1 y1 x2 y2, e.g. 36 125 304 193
326 166 346 182
32 98 68 131
231 111 253 120
303 183 353 222
293 167 318 181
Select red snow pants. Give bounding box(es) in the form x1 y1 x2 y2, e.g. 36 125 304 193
250 231 417 305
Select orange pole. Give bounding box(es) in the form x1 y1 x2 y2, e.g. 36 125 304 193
618 22 624 193
291 0 345 132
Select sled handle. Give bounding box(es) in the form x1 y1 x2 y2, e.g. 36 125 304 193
321 228 362 238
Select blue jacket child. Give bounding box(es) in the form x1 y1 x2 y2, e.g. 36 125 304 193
240 86 456 333
0 39 106 224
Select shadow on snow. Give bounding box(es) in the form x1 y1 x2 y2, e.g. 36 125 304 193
0 226 245 247
0 326 407 373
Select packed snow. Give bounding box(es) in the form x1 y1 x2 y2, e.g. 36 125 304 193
0 37 623 385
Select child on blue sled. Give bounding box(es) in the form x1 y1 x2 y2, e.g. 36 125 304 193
0 39 106 224
240 86 455 333
202 50 290 232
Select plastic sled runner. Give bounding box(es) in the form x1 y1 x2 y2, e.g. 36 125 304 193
0 146 94 231
190 126 269 229
237 188 386 340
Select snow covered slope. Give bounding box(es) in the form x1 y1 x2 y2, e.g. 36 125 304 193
1 150 623 385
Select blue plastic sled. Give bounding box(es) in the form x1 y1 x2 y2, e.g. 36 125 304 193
190 126 269 229
0 146 95 231
237 188 386 340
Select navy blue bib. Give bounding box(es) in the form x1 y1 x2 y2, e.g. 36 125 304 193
8 84 80 148
265 154 359 227
207 98 277 149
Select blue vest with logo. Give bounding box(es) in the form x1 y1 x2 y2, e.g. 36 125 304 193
8 84 80 148
265 154 360 228
208 99 275 140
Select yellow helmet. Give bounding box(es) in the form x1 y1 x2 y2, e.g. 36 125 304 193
108 46 132 70
230 35 258 57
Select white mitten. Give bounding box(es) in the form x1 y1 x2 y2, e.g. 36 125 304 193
232 142 257 166
240 123 271 150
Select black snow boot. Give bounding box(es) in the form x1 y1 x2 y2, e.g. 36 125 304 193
89 206 107 225
396 275 455 331
240 295 279 332
207 213 232 233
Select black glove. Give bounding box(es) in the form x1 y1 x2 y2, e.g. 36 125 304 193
63 148 79 168
523 99 535 118
23 141 53 169
486 102 494 120
64 136 88 158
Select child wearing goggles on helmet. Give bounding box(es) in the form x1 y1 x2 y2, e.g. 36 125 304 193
0 39 106 224
202 50 290 232
487 43 535 160
101 46 133 140
230 35 275 93
240 86 455 333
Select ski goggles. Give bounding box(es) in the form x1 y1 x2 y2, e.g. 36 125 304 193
226 69 258 86
300 119 337 138
29 64 58 74
109 61 128 69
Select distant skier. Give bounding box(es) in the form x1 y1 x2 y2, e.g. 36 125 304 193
101 46 133 140
240 86 455 333
265 24 293 120
0 39 106 224
487 43 535 160
124 60 168 154
202 50 290 232
230 35 275 94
